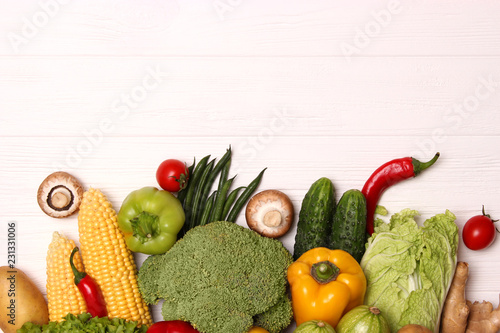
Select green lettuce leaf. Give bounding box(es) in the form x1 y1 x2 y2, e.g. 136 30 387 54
360 209 458 333
17 313 148 333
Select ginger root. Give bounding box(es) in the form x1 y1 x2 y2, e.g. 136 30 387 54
465 295 500 333
441 261 470 333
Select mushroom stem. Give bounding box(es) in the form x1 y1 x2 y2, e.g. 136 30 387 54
263 210 282 227
51 191 70 209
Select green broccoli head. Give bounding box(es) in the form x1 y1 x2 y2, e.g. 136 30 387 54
253 293 293 333
138 221 293 333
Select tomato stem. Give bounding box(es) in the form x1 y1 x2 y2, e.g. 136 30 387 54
482 205 499 222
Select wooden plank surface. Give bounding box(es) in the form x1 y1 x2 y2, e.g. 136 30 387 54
1 1 500 56
1 57 499 137
1 1 500 332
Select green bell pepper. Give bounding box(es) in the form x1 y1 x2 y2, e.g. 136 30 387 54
117 186 185 255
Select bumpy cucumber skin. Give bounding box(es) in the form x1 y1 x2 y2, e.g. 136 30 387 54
329 189 367 263
293 177 336 260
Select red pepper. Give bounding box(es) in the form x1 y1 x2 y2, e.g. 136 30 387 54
361 153 440 235
147 320 200 333
70 247 108 318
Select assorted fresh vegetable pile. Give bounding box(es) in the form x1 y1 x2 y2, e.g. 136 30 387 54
1 149 499 333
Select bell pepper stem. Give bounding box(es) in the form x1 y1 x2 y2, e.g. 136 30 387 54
130 211 161 243
311 261 340 284
70 247 87 285
412 152 440 176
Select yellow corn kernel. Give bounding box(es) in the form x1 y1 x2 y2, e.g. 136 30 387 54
46 231 87 321
78 188 152 326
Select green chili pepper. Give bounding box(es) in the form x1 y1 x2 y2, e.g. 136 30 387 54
117 186 185 255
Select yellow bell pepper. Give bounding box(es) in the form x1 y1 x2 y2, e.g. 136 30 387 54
287 247 367 328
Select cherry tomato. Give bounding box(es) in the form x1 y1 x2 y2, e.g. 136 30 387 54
156 159 189 192
147 320 199 333
462 206 499 251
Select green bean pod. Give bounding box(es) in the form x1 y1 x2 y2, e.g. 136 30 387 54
221 186 246 221
192 148 232 226
199 191 217 227
211 175 236 223
226 168 266 222
180 155 210 236
190 159 215 229
183 155 210 211
177 158 195 205
201 148 232 199
216 157 231 195
210 158 232 222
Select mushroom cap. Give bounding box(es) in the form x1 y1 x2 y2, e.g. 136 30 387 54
245 189 294 238
37 171 84 218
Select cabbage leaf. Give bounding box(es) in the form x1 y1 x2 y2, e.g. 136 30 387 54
360 209 458 333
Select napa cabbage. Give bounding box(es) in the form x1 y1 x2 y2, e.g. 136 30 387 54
360 209 458 333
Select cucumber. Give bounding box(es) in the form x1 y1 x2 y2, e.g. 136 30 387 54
329 189 367 263
293 177 336 260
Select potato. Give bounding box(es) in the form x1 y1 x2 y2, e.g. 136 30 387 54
0 266 49 333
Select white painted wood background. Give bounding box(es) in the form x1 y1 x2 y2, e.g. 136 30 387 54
1 1 500 331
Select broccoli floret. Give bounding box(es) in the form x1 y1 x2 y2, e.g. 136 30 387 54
253 293 293 333
138 221 293 333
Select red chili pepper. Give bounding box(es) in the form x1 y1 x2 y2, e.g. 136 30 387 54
70 247 108 317
361 153 440 235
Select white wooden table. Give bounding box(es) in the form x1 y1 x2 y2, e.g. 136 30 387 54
1 1 500 332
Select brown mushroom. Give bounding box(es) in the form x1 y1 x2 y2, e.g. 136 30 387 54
245 189 294 238
37 171 84 218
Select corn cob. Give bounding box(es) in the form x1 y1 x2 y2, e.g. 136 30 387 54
77 187 152 326
46 231 87 321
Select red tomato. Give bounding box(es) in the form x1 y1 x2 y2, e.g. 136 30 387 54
147 320 199 333
462 207 499 250
156 159 189 192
